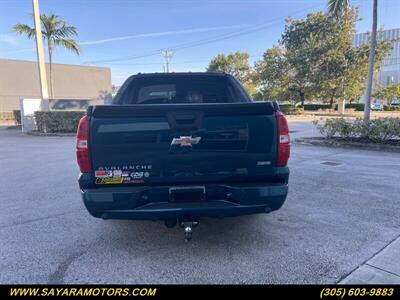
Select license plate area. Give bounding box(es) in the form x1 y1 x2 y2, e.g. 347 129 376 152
169 186 206 203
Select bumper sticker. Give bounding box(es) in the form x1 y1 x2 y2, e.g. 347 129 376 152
94 170 113 178
131 172 144 179
95 167 150 184
113 170 122 177
95 177 123 184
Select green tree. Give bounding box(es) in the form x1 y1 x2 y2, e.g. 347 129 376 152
207 52 256 96
313 9 390 107
255 9 390 108
253 46 294 102
256 12 343 106
279 13 335 106
373 84 400 104
13 14 80 99
328 0 378 125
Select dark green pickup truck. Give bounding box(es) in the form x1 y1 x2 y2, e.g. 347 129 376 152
76 72 290 239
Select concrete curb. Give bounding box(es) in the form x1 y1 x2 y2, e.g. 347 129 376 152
27 131 75 137
295 137 400 153
339 235 400 284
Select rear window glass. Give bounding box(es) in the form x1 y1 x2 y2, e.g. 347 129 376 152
137 84 176 103
114 75 250 104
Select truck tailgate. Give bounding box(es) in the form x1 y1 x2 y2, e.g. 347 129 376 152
87 102 279 187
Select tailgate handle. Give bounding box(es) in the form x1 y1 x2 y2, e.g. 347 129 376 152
167 112 203 129
174 114 196 124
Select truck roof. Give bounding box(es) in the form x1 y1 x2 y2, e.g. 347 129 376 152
129 72 231 78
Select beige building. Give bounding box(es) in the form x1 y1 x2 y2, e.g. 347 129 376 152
0 59 112 111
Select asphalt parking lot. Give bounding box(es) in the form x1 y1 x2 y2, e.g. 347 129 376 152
1 122 399 284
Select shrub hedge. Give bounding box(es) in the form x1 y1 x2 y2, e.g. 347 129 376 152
279 104 304 115
278 103 368 112
344 103 365 111
34 111 85 133
383 105 400 111
13 110 21 124
301 103 365 111
302 104 332 111
313 117 400 142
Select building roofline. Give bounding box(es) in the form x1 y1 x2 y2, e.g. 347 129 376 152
0 58 110 71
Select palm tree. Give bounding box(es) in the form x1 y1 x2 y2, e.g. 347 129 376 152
13 14 80 99
328 0 378 125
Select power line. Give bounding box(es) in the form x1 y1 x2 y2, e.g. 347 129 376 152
84 20 273 64
108 51 265 67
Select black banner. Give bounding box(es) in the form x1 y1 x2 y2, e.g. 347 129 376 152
0 285 399 299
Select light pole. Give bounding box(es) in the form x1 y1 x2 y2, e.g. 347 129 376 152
32 0 49 110
363 0 378 124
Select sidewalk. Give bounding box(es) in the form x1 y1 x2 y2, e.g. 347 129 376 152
340 235 400 284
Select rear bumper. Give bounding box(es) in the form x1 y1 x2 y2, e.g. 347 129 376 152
81 183 288 220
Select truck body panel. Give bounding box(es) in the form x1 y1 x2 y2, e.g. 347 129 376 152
77 73 290 222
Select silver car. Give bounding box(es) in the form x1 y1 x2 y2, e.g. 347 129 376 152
371 102 383 111
390 99 400 106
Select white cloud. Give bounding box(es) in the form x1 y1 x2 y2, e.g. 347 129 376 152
79 24 247 46
0 24 247 57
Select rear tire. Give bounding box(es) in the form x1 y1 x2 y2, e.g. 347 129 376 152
164 218 177 228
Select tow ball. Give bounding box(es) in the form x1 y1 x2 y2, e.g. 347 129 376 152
181 220 199 241
164 218 199 240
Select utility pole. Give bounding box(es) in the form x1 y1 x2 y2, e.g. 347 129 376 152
162 49 173 73
363 0 378 125
32 0 49 110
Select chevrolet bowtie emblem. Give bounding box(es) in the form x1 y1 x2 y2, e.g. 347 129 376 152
171 136 201 147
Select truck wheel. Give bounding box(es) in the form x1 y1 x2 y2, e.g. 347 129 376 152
164 218 177 228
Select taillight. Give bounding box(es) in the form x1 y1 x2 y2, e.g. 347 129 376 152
76 116 92 173
276 111 290 167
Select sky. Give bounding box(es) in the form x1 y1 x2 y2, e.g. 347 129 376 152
0 0 399 85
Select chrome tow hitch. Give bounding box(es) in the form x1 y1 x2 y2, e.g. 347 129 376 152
181 220 199 241
164 218 199 240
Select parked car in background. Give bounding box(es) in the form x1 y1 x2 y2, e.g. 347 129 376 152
371 102 383 111
390 99 400 106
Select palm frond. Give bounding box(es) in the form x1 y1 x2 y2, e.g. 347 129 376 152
13 14 80 57
54 39 81 55
40 14 59 39
53 24 78 39
328 0 350 18
12 24 36 39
